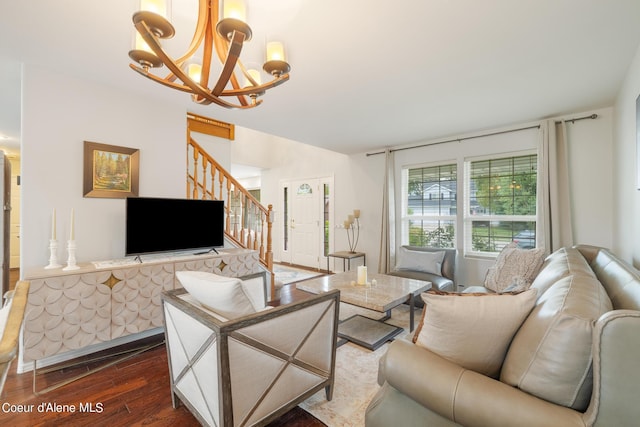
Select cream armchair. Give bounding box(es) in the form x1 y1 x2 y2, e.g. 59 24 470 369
162 271 340 427
1 280 30 395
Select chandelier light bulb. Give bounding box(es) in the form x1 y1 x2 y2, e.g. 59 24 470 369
266 41 286 62
245 69 262 87
188 63 202 83
134 32 152 53
140 0 171 19
223 0 247 22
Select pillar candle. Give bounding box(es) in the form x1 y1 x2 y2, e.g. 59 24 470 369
357 265 367 285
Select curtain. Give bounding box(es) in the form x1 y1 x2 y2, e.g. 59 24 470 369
379 148 396 273
539 120 574 253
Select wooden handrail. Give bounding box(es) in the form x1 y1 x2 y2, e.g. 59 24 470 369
187 138 275 296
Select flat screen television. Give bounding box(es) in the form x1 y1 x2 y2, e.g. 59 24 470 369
125 197 225 256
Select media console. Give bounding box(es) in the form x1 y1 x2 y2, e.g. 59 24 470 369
18 248 262 373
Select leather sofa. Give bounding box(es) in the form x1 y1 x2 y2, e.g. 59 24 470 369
389 246 456 297
365 245 640 427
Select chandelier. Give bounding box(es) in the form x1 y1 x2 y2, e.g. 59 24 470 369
128 0 291 109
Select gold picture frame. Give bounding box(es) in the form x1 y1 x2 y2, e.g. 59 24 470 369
83 141 139 198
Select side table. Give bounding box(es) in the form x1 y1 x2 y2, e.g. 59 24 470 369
327 251 365 273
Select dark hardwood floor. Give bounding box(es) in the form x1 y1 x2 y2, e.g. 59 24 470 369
1 281 327 427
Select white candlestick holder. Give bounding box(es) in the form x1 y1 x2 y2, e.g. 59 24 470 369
63 240 80 271
44 239 62 269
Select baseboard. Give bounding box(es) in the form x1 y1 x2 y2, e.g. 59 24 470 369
17 327 164 373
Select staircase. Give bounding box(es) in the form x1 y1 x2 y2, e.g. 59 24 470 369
187 138 275 295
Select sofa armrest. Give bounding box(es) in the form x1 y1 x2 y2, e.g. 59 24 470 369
382 339 584 427
586 310 640 427
0 281 29 394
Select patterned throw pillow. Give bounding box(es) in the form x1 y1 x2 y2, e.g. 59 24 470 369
413 289 537 378
484 243 545 293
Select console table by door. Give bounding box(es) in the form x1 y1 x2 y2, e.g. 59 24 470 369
327 251 365 273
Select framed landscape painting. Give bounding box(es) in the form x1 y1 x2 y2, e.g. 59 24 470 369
83 141 139 198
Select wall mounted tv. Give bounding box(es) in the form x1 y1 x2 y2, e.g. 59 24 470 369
125 197 225 256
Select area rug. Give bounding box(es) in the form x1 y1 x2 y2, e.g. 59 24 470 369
299 303 417 427
266 406 327 427
273 263 324 285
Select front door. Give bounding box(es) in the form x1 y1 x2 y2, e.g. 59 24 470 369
289 179 320 268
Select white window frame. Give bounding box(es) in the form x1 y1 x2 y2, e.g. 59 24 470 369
463 150 538 258
401 161 458 248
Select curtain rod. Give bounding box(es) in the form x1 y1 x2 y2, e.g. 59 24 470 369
556 113 598 124
366 113 598 157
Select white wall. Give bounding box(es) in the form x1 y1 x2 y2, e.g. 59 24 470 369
564 108 614 249
18 61 620 279
21 65 187 272
613 42 640 267
251 111 615 285
257 138 351 266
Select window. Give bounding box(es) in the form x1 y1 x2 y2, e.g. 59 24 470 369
465 153 537 254
402 163 457 248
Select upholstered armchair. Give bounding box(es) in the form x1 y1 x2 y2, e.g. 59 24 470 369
1 280 30 395
389 246 457 301
162 271 340 427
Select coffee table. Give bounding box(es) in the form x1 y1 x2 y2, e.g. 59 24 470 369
296 271 431 350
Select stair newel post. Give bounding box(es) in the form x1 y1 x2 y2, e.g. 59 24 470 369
228 182 238 239
245 197 253 249
259 209 266 259
267 204 275 297
224 177 231 234
253 203 259 251
239 191 246 245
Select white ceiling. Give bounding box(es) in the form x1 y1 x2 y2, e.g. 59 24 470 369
1 0 640 156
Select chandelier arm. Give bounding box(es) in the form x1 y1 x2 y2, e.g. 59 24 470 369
130 29 240 109
199 10 215 89
211 30 245 96
131 64 257 109
193 94 262 109
222 74 290 96
209 0 248 106
174 0 210 66
134 21 213 98
237 61 257 86
130 64 192 93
